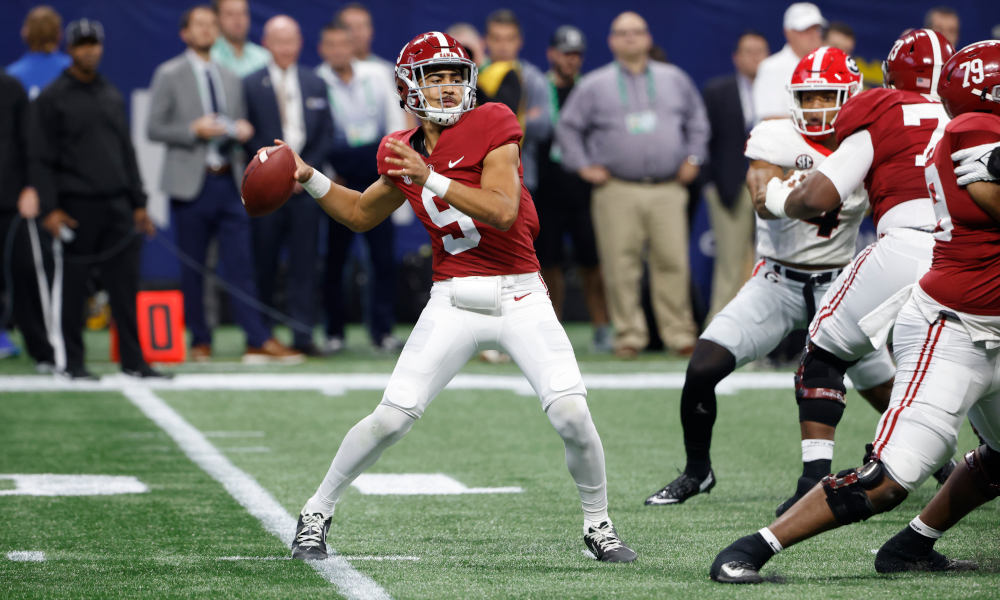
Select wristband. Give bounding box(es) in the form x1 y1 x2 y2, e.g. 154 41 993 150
764 177 790 218
423 171 452 198
302 169 332 199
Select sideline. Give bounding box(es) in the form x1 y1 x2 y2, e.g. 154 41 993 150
0 371 820 394
121 387 392 600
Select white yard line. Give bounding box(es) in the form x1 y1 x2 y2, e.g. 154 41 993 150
0 372 821 393
7 551 46 562
121 387 391 600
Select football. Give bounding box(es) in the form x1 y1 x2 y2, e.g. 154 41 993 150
241 145 296 217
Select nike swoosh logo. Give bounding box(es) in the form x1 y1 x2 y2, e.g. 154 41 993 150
449 156 465 168
514 293 531 301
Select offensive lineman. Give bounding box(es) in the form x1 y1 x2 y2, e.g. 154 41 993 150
711 40 1000 584
277 32 636 562
753 29 958 513
646 48 896 507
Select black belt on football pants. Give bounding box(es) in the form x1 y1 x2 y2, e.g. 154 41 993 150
772 264 843 323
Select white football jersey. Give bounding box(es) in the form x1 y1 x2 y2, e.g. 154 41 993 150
745 119 869 265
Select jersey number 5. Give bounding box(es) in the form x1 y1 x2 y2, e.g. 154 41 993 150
902 103 949 167
804 206 842 238
421 185 482 255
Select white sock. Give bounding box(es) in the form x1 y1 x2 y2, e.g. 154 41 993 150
544 395 611 534
802 439 835 462
758 527 783 553
301 405 414 518
909 516 944 539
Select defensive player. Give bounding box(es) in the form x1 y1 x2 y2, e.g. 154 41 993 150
754 29 958 513
646 48 896 506
711 40 1000 584
277 32 635 563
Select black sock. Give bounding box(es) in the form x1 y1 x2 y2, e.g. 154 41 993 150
802 459 831 481
885 524 937 556
680 342 735 479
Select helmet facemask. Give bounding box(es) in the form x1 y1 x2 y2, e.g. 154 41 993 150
787 81 860 141
398 59 477 126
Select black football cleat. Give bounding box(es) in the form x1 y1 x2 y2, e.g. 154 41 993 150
775 475 819 517
63 367 99 381
875 543 977 573
710 533 775 584
291 512 332 560
645 469 715 505
584 521 637 563
123 366 174 380
711 560 763 584
931 459 958 487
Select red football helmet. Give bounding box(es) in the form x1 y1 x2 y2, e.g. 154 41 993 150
882 29 955 96
395 32 477 126
787 46 863 140
937 40 1000 119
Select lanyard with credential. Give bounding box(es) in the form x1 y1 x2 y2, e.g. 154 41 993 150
615 63 655 110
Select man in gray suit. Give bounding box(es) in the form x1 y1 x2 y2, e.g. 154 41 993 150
147 4 303 364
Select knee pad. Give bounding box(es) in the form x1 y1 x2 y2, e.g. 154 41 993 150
546 395 593 441
795 343 857 404
370 405 416 440
964 445 1000 500
798 398 846 427
821 459 885 525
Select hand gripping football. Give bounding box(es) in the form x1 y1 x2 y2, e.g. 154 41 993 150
241 145 296 217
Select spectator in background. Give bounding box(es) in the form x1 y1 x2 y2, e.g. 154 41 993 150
701 31 769 323
0 71 53 366
535 25 612 352
7 6 71 100
148 5 303 364
29 20 166 380
823 21 855 55
924 6 960 47
210 0 271 77
558 11 709 358
316 22 406 353
244 15 333 356
752 2 825 121
336 3 391 69
478 9 550 195
447 23 487 67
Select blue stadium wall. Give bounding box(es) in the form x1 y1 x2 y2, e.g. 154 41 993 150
2 0 998 317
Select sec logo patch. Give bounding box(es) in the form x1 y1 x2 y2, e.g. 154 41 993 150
795 154 814 170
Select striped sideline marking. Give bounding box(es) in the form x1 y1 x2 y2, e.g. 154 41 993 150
121 388 391 600
219 555 420 562
0 371 835 394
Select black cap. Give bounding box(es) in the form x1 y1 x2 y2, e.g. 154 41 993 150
66 19 105 46
550 25 586 53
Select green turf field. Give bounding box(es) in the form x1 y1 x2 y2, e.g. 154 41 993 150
1 325 997 599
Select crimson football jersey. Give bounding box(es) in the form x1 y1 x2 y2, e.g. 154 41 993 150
377 102 541 281
920 112 1000 316
835 87 949 228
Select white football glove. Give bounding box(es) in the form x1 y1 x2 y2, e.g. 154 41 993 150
952 142 1000 186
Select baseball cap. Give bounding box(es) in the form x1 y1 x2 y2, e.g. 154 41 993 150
550 25 586 53
783 3 826 32
66 19 105 46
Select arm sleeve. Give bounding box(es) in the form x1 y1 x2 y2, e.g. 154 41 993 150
554 82 593 173
816 129 874 201
681 73 710 160
26 96 60 216
146 67 198 147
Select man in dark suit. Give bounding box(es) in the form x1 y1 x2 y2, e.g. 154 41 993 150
701 31 769 322
244 15 333 355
